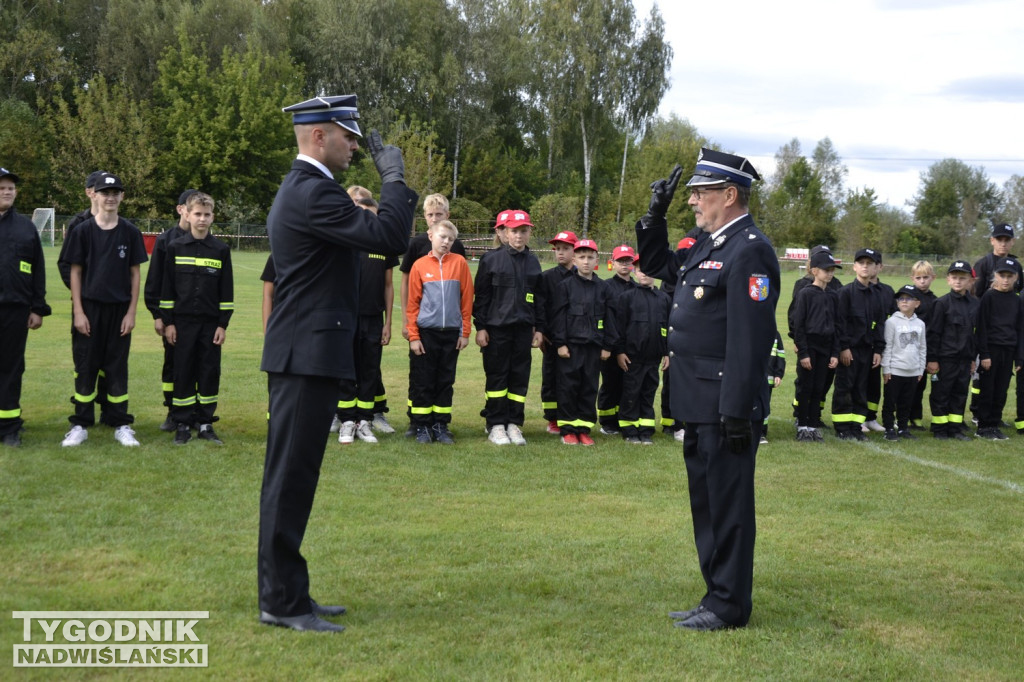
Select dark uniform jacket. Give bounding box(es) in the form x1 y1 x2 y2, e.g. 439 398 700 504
790 284 840 359
973 252 1024 297
260 159 416 380
0 207 51 316
535 264 575 337
606 284 669 362
144 225 188 320
472 245 541 330
159 232 234 328
926 291 978 361
975 288 1021 360
549 273 612 348
786 273 842 342
637 213 780 424
836 280 886 353
915 289 938 328
57 208 95 289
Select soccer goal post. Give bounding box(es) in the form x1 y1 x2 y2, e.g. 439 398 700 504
31 208 55 246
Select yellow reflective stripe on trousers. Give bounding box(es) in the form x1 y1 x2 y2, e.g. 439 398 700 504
0 407 22 418
197 394 218 405
162 382 174 393
507 392 526 404
597 407 618 417
485 389 508 399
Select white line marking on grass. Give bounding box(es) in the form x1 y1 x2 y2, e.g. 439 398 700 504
863 441 1023 494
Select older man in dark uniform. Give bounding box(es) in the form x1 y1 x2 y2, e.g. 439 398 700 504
637 148 780 631
258 95 417 632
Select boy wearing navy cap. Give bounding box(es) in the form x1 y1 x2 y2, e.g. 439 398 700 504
61 173 148 447
597 244 638 436
0 168 51 447
973 258 1021 440
536 230 578 434
549 239 613 446
973 223 1022 298
926 261 979 440
473 210 542 445
880 285 926 440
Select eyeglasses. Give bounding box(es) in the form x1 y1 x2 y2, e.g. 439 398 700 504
689 187 727 200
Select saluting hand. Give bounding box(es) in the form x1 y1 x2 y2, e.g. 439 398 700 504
647 164 683 218
367 129 406 185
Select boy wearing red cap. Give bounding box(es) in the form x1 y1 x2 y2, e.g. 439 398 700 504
536 230 579 433
597 245 638 436
473 210 543 445
549 239 613 445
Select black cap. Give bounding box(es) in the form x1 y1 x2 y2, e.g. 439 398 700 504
685 147 761 188
992 223 1014 239
283 95 361 137
809 244 833 257
86 170 108 188
94 173 124 192
993 257 1020 274
809 251 841 270
854 248 882 264
947 260 972 274
0 167 19 184
178 189 199 205
894 284 921 300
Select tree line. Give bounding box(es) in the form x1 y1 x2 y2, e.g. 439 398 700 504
2 0 1020 254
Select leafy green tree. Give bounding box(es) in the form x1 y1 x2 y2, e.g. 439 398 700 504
763 157 836 247
912 158 1001 255
811 137 848 206
998 174 1024 229
386 117 452 199
530 193 582 239
0 98 49 207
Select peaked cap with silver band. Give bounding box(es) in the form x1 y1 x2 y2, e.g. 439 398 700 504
283 95 361 137
686 147 761 188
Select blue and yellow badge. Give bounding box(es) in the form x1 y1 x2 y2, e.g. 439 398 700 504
748 275 770 302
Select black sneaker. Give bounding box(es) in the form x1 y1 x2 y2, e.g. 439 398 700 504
174 423 191 445
992 428 1009 441
975 428 999 441
639 435 654 445
897 429 917 440
404 425 416 438
431 423 455 445
884 429 899 441
197 424 223 444
2 431 21 447
951 431 972 441
414 426 432 444
853 430 869 441
624 435 641 444
836 431 859 441
159 415 176 432
933 431 950 440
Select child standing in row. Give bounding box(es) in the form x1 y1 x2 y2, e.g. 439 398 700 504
537 230 579 434
974 257 1021 440
909 261 938 429
880 285 926 441
597 245 637 436
790 250 840 441
926 261 978 441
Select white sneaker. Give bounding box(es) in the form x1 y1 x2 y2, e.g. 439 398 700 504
488 424 511 445
355 420 378 443
506 423 527 445
864 420 885 433
371 413 396 434
114 425 140 447
61 425 88 447
338 420 356 444
674 428 686 443
329 415 342 433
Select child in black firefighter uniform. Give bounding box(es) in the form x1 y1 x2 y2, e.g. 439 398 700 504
607 261 668 444
536 230 579 434
973 257 1021 440
160 192 234 445
549 239 612 446
926 261 978 440
597 245 638 435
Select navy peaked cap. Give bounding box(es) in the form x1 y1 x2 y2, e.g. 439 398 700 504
284 95 361 137
0 167 20 183
686 147 761 188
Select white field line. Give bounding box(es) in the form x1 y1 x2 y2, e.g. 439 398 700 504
863 441 1023 494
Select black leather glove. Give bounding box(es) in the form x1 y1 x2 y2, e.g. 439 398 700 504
722 417 751 454
367 129 406 185
647 164 683 218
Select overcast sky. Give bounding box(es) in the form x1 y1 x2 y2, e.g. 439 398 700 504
634 0 1024 212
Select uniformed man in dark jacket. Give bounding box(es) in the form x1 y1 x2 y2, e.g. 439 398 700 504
0 168 51 446
637 148 780 631
257 95 417 633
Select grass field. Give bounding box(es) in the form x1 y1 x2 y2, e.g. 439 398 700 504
2 248 1023 681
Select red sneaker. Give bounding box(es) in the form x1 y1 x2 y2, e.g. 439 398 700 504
578 433 595 446
561 433 579 445
546 421 560 434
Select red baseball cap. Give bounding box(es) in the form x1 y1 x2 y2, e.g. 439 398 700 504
611 245 637 262
574 239 598 252
503 210 532 229
494 210 512 229
548 230 579 246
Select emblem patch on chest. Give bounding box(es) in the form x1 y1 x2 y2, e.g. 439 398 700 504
694 286 705 300
698 260 723 270
748 276 770 301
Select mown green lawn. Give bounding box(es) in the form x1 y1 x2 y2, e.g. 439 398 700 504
1 248 1022 681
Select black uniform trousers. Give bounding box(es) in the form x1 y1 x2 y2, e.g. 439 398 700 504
976 346 1015 429
831 346 873 435
161 336 175 412
408 328 460 427
337 314 385 423
541 344 560 422
882 375 918 431
259 372 337 617
481 324 533 428
0 304 30 437
555 342 600 435
70 300 133 427
866 366 882 420
170 317 222 426
660 365 676 431
683 421 757 627
597 360 624 430
617 361 659 438
929 359 971 436
910 372 929 423
796 348 832 428
1016 370 1024 432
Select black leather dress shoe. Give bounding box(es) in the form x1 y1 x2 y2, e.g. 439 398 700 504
673 609 734 631
310 598 347 617
259 612 344 633
668 604 704 621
